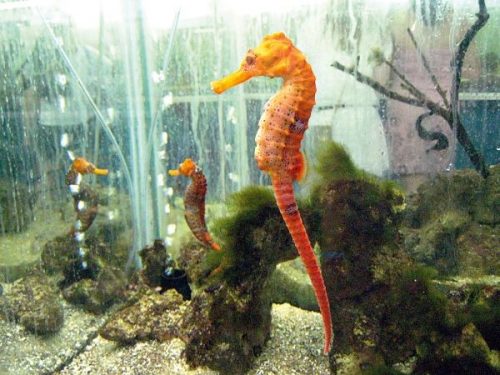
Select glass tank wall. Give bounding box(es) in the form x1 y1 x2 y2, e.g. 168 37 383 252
0 0 498 270
0 0 498 374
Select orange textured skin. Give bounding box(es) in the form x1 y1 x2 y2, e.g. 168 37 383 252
211 32 332 354
169 159 221 252
71 157 108 176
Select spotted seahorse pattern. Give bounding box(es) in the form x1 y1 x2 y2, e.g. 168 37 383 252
211 32 332 354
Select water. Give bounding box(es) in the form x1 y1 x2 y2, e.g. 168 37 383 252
0 0 498 374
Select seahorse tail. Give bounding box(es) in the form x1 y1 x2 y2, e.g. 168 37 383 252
205 233 221 252
271 176 332 354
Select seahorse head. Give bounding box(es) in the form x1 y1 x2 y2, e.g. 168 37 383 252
72 157 108 176
169 158 197 177
211 32 299 94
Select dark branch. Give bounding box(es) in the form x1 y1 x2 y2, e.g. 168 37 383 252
407 28 450 108
331 60 450 121
451 0 489 111
384 58 428 102
450 0 490 178
415 111 449 151
331 61 425 107
331 0 490 179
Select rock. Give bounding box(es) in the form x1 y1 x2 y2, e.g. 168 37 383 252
181 278 273 375
319 178 401 300
402 167 500 276
139 239 172 287
267 259 317 311
403 210 469 274
99 289 187 344
178 241 211 286
456 224 499 276
62 267 127 314
403 169 482 227
472 164 499 225
41 235 81 275
415 323 497 375
0 273 63 334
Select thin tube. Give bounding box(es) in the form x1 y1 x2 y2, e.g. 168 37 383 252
34 6 140 269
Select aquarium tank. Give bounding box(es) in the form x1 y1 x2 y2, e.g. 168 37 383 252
0 0 498 374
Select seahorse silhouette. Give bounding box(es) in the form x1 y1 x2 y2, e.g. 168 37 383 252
169 158 221 252
211 32 332 353
65 157 108 268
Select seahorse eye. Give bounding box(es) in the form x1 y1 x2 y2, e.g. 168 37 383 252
246 55 255 65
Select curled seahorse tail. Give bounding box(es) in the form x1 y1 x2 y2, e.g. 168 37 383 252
271 176 332 354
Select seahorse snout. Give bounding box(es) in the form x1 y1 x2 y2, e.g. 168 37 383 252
211 69 252 94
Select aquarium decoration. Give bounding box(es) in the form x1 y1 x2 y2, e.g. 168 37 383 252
138 239 191 300
212 32 332 354
168 158 221 252
65 157 108 271
332 0 491 179
309 141 498 373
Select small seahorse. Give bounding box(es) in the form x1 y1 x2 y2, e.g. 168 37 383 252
211 32 332 353
65 157 108 268
169 158 221 252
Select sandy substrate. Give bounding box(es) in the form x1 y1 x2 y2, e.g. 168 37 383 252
55 303 332 375
0 299 109 375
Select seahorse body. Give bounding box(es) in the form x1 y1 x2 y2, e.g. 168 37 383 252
211 32 332 354
65 157 108 268
169 158 221 252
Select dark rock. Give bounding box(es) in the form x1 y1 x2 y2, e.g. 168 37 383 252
415 323 497 375
319 178 401 300
0 273 63 334
177 186 299 374
99 289 187 344
181 278 272 375
402 167 500 276
139 239 171 287
62 266 127 314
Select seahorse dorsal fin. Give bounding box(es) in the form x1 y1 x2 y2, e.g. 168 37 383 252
295 151 308 182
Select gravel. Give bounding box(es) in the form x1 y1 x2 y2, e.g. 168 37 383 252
1 299 334 374
57 303 332 375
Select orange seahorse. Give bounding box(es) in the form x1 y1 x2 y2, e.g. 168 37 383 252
211 32 332 354
65 157 108 268
169 158 221 252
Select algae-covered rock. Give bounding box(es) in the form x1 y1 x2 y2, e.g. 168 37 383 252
403 169 483 227
456 224 499 276
402 166 499 276
181 279 272 375
415 323 497 375
177 185 308 374
267 260 317 311
0 273 63 334
306 142 498 373
312 143 403 308
99 289 187 344
319 178 402 300
434 277 500 351
211 186 298 284
404 210 469 274
473 165 499 225
62 266 127 314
